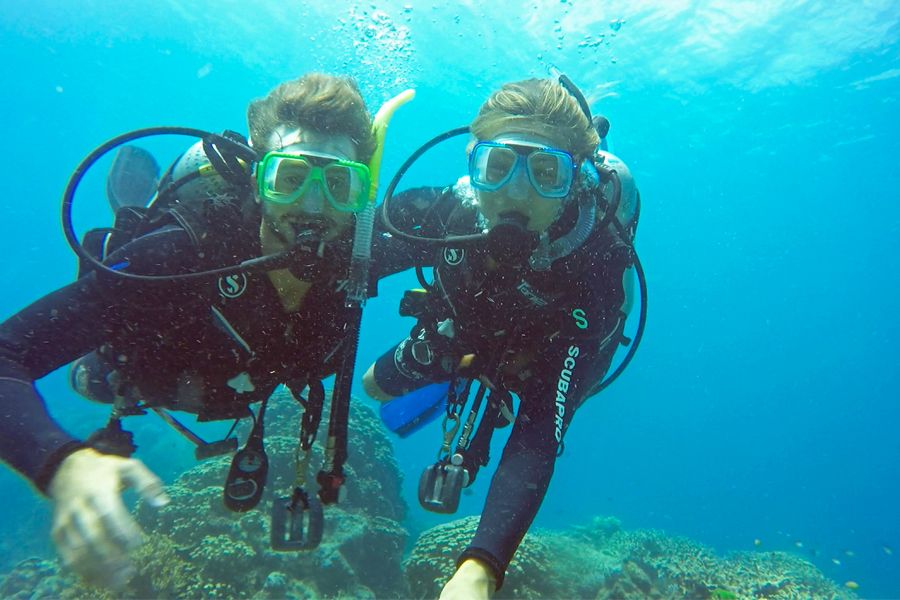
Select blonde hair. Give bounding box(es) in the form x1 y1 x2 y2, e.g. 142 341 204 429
470 78 598 159
247 73 376 163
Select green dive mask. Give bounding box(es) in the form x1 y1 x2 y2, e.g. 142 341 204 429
256 151 371 213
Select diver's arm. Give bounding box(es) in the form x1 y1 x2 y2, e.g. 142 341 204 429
456 244 633 584
455 334 609 589
0 225 198 490
371 186 459 278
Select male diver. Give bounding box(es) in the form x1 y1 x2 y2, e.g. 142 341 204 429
0 73 418 588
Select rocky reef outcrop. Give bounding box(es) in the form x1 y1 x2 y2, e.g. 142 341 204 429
0 389 860 599
0 389 410 599
405 515 857 600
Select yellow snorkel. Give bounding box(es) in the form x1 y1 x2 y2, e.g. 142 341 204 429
368 88 416 201
316 89 416 512
347 88 415 304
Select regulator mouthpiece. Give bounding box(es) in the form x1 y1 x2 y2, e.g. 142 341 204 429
486 213 538 266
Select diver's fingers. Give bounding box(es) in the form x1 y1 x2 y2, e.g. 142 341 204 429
52 497 90 569
119 459 170 507
68 506 135 588
88 491 143 551
70 501 119 560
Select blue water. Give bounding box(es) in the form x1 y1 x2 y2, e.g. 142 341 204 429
2 0 898 596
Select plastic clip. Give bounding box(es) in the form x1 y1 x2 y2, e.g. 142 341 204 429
271 487 324 551
315 470 346 505
418 460 469 514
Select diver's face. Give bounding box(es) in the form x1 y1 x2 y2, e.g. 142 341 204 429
471 131 573 233
258 127 357 248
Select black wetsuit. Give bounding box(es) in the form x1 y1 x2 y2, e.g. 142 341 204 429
373 183 634 587
0 198 422 493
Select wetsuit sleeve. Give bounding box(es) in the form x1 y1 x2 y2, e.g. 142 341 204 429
0 225 198 493
456 243 630 588
370 186 458 279
457 330 616 588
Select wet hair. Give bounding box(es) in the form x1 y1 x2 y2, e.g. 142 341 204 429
247 73 376 163
470 78 599 159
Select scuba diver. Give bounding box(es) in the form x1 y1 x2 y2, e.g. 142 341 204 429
363 75 644 599
0 73 417 588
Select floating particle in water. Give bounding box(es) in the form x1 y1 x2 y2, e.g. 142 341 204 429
753 538 762 547
610 18 625 32
197 63 212 78
55 85 63 93
338 6 414 94
832 558 841 565
844 581 859 590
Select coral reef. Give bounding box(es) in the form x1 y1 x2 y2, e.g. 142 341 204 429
405 515 858 600
0 390 410 599
404 515 614 599
0 388 859 600
0 558 72 600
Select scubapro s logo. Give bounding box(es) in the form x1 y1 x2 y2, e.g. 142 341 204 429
218 273 248 299
443 247 465 266
572 308 589 330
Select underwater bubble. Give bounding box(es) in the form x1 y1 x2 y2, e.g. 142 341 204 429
577 34 606 49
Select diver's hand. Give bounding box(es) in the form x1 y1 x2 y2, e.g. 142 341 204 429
48 448 170 588
439 558 497 600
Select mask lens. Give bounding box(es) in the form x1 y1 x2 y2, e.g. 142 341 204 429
527 150 573 197
324 166 351 203
471 144 517 190
484 147 516 184
272 158 311 194
323 163 369 212
260 155 313 204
